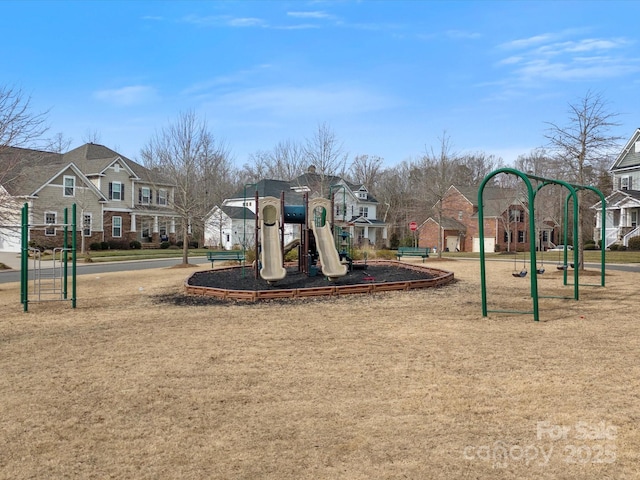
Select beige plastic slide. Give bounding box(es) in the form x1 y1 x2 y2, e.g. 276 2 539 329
308 197 348 281
259 196 287 283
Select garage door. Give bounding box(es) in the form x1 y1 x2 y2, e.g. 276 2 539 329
0 228 21 253
472 237 495 253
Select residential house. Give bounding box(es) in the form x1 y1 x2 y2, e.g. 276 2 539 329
204 205 256 250
418 185 557 253
593 128 640 248
0 143 179 252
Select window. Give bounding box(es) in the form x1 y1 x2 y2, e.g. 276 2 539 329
621 176 631 190
503 231 511 243
157 189 167 206
63 175 75 197
83 213 92 237
109 182 124 201
632 211 638 228
518 230 526 243
359 207 368 218
458 211 463 220
45 212 57 236
112 216 122 238
139 187 151 204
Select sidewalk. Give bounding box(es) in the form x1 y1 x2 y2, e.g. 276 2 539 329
0 252 22 270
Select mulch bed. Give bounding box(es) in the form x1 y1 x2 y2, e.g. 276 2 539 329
187 263 435 291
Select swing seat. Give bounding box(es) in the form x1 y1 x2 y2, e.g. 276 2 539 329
556 264 568 270
537 267 545 274
512 270 528 278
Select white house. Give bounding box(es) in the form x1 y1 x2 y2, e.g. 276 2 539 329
204 205 256 250
593 129 640 248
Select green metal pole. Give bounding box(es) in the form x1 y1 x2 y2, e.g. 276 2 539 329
21 203 28 311
242 183 257 278
72 203 77 308
63 207 68 299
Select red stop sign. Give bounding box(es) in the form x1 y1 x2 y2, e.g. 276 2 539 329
409 221 418 231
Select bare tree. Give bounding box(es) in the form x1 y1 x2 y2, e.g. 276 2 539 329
0 86 50 241
44 132 73 153
455 152 503 186
348 154 383 193
422 132 459 257
242 139 306 182
303 122 348 196
544 90 622 268
140 110 232 265
82 129 102 144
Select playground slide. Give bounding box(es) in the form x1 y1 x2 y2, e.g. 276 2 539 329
309 198 348 281
259 196 287 283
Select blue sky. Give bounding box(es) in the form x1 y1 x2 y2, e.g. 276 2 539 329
4 0 640 168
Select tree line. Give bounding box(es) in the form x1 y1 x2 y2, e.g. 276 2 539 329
1 85 621 267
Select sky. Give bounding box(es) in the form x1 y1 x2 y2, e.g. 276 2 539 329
3 0 640 169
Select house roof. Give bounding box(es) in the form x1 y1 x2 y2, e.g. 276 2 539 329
1 146 65 196
425 215 467 232
230 179 306 204
610 128 640 171
223 206 256 220
450 185 522 217
592 189 640 209
63 143 173 186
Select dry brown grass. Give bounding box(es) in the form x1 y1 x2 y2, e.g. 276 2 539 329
1 259 639 479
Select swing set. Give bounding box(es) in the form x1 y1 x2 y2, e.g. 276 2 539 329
478 168 606 321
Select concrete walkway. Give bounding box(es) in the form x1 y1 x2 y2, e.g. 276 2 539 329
0 252 22 270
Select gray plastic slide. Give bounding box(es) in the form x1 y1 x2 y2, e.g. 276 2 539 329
309 198 348 281
259 196 287 283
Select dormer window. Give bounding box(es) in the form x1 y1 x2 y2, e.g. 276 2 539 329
357 191 367 199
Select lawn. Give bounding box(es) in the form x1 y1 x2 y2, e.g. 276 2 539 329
0 259 638 479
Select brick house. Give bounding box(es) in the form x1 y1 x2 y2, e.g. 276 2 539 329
418 185 554 253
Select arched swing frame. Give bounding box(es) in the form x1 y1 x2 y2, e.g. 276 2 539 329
478 168 585 321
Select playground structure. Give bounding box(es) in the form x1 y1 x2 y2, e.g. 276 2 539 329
247 190 351 284
478 168 606 322
20 203 77 312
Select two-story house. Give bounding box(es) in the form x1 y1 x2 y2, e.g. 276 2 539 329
0 143 179 252
592 129 640 248
418 185 557 253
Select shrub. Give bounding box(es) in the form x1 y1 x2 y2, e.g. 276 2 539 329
107 240 129 250
129 240 142 250
189 241 199 248
89 242 102 251
584 241 598 250
100 241 109 250
627 236 640 250
176 240 183 247
160 241 171 249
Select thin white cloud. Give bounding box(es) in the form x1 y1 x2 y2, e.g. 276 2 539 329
94 85 158 106
287 11 333 19
495 31 639 86
208 84 399 117
181 14 267 28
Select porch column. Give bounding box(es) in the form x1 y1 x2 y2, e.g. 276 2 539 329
131 213 137 232
153 216 159 233
364 226 369 242
170 218 176 234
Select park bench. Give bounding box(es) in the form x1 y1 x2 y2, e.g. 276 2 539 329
396 247 430 262
206 250 246 268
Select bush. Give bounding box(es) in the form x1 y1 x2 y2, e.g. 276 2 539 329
160 241 171 249
584 241 598 250
129 240 142 250
176 240 183 247
89 242 103 251
189 241 199 248
627 236 640 250
107 240 129 250
100 241 109 250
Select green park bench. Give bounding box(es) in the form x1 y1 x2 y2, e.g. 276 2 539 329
396 247 430 262
206 250 246 268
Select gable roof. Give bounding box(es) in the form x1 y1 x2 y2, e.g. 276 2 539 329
62 143 173 186
223 206 256 220
1 146 65 196
592 189 640 209
229 179 306 205
449 184 523 217
610 128 640 171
